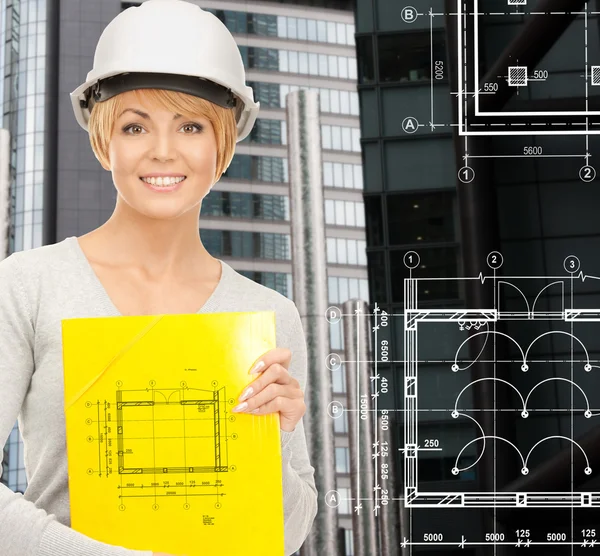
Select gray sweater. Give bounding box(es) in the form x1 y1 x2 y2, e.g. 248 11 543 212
0 236 317 555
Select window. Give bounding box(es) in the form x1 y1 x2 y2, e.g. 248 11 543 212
389 247 459 302
356 36 375 84
378 31 446 83
200 230 291 260
364 195 383 246
335 447 350 473
245 118 284 145
307 19 317 41
327 21 337 43
387 191 456 245
223 155 288 183
248 82 281 108
336 486 351 513
298 18 307 40
323 162 363 189
201 191 289 220
333 410 348 433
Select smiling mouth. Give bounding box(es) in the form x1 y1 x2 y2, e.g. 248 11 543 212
140 176 187 187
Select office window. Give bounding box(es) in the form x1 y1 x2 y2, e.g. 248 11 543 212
389 247 459 302
378 31 446 83
387 191 455 245
298 18 307 40
317 20 327 41
321 126 361 152
200 230 291 260
327 21 337 43
223 155 288 183
333 410 348 433
331 362 347 393
356 36 375 84
201 191 289 220
250 13 278 37
336 486 351 513
307 19 317 41
246 118 284 145
323 162 363 189
364 195 383 246
335 447 350 473
248 81 281 108
330 319 344 350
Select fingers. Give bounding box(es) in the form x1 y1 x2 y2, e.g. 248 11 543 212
248 347 292 375
236 382 303 414
245 363 295 397
249 395 303 417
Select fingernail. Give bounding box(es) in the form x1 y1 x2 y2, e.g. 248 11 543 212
233 402 248 413
239 386 253 402
250 361 265 374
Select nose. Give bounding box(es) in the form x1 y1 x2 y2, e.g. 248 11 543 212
149 131 178 162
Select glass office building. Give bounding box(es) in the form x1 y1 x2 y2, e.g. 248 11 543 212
356 0 600 554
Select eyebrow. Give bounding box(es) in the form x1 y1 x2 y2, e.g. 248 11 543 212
118 108 183 120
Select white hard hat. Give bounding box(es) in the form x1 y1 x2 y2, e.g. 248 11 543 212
70 0 259 142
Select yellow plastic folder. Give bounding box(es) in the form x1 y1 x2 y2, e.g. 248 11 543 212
61 311 284 556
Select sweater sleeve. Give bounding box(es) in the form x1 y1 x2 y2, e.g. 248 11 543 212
0 253 153 556
279 302 318 555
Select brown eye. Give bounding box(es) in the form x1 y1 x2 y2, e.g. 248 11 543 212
123 124 144 135
181 123 203 133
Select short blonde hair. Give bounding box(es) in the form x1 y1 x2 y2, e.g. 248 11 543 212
88 88 238 184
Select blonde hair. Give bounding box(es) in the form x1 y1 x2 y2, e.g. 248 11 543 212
88 88 238 184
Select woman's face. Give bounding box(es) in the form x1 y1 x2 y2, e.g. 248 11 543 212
105 90 217 220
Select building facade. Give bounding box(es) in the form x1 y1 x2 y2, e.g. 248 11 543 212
355 0 600 554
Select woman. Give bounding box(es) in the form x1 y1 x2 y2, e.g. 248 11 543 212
0 1 317 555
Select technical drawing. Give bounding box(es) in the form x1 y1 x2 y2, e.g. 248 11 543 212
400 2 600 183
84 380 238 511
403 251 600 508
323 255 600 549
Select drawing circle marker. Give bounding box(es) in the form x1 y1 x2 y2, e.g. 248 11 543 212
579 165 596 183
451 410 458 418
458 166 475 183
521 410 528 418
521 364 528 372
487 251 503 270
586 467 592 475
585 363 592 372
402 117 419 134
325 306 342 323
326 353 342 371
585 410 592 418
325 490 341 508
403 251 420 269
451 467 459 475
563 255 580 274
401 6 418 23
451 364 459 372
521 467 529 475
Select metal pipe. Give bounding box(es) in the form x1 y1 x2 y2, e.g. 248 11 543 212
287 89 339 556
342 299 378 556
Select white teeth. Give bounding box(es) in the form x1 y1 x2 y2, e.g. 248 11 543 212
141 176 185 187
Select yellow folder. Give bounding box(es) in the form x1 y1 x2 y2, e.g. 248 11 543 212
62 311 284 556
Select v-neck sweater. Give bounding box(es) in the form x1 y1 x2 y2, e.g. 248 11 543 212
0 237 317 555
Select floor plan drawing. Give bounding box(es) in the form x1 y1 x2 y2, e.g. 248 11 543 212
84 380 237 511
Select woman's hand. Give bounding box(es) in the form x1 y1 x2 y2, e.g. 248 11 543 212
232 347 306 432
